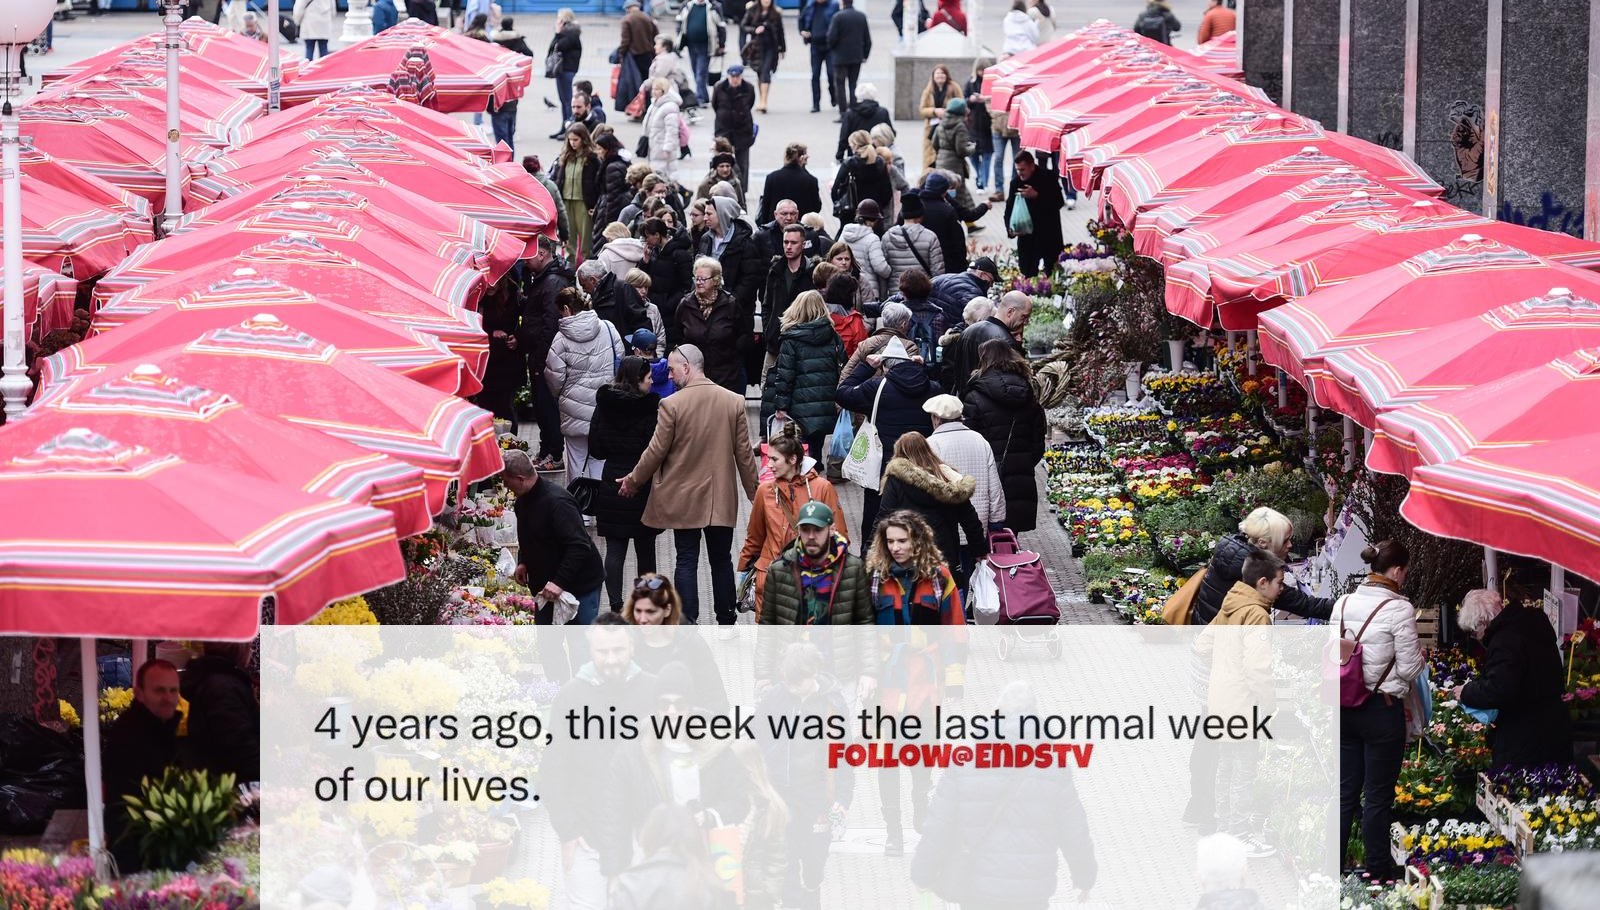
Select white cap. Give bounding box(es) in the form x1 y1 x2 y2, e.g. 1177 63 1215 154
879 338 912 362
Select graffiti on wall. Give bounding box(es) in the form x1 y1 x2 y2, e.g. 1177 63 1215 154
1498 192 1585 238
1442 100 1483 206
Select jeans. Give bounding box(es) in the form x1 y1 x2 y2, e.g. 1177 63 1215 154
303 39 329 60
687 42 712 105
992 132 1018 189
834 62 861 111
491 106 518 153
971 150 993 191
533 586 599 682
803 430 827 474
808 45 835 108
1340 695 1406 876
674 526 736 625
604 534 659 612
778 783 832 910
555 70 576 124
1215 739 1260 836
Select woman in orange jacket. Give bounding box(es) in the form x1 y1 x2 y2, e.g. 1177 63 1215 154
738 424 848 619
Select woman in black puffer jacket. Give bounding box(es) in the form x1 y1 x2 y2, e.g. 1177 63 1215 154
961 339 1046 533
1192 507 1335 625
590 357 663 613
761 290 845 465
591 133 632 252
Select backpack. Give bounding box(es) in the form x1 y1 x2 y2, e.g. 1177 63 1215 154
1334 596 1401 708
1134 9 1169 40
907 307 942 363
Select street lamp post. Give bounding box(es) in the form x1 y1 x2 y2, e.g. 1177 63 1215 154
0 1 55 424
161 0 184 234
268 0 282 111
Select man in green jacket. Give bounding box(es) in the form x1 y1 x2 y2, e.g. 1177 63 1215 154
757 502 879 702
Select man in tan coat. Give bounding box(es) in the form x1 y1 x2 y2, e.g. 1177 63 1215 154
621 344 759 628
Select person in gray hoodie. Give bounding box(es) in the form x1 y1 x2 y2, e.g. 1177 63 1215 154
546 288 624 483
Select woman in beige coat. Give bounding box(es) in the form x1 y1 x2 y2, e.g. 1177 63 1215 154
918 65 957 170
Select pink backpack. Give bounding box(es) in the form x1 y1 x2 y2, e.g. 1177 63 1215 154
1336 597 1399 707
986 530 1060 625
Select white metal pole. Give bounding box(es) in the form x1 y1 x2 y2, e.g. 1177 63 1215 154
1276 368 1289 409
1552 563 1566 595
1483 546 1499 590
131 638 147 690
268 0 282 112
1246 329 1259 376
80 637 109 878
162 1 183 233
1307 402 1319 458
0 45 27 423
1343 416 1357 471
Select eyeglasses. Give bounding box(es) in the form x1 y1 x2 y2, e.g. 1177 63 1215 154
693 276 713 284
634 574 667 591
657 695 690 710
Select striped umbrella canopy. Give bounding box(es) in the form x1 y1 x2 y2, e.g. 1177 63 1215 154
1101 114 1443 229
1185 31 1242 78
1065 94 1273 192
20 98 208 203
42 64 266 147
1365 349 1600 583
1321 289 1600 430
1019 63 1271 153
16 366 431 538
1133 150 1404 259
189 141 555 248
0 168 147 279
96 209 489 311
177 181 525 282
42 24 303 98
18 144 152 239
93 238 488 367
1 265 78 339
1257 236 1600 389
231 86 500 161
1164 192 1404 329
985 23 1169 112
280 19 533 113
38 317 501 514
51 278 481 397
0 427 402 638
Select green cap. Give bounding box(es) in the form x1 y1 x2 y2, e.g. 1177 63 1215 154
796 501 834 529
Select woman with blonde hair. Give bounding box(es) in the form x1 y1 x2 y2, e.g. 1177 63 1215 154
673 256 745 391
622 268 667 341
643 77 685 181
1191 506 1334 624
831 130 893 227
761 291 846 474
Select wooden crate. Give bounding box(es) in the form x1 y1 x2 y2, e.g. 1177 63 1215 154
1415 605 1441 651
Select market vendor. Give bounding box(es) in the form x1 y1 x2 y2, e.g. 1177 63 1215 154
1192 507 1335 624
1455 589 1573 769
103 658 182 873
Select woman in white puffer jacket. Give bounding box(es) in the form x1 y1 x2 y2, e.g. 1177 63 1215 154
644 78 684 182
546 287 624 482
1334 538 1423 883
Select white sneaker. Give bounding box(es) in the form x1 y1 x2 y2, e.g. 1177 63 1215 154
717 627 737 641
1066 197 1078 211
1237 834 1276 858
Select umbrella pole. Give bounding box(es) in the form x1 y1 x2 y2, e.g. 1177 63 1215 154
80 637 109 878
1276 369 1289 409
131 638 147 689
0 45 28 422
267 0 282 112
1483 547 1498 590
161 0 184 234
1343 417 1357 472
1245 330 1259 376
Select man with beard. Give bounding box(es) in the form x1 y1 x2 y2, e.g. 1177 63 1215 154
759 223 818 382
754 198 802 261
544 615 657 910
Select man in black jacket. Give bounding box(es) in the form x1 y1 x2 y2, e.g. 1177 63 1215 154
951 290 1029 396
825 0 871 115
835 85 893 161
104 659 182 873
918 172 972 273
753 198 801 260
758 145 824 222
182 641 260 784
507 449 603 624
518 238 573 471
760 224 818 383
1006 151 1066 278
712 65 758 193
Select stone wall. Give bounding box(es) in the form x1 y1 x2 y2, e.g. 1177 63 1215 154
1494 0 1591 237
1416 0 1488 211
1241 0 1285 106
1288 0 1340 126
1347 0 1405 148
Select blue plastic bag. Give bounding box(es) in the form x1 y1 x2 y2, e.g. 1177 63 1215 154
827 410 854 462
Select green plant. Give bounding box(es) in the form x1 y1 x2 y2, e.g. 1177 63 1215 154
122 767 241 870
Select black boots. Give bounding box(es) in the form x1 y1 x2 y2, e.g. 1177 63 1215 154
883 808 904 856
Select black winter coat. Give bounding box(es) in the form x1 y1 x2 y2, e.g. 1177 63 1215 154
594 275 652 339
696 220 765 327
825 7 871 64
600 742 752 877
835 359 938 457
911 765 1098 904
103 700 178 804
518 258 575 373
1006 165 1065 252
544 667 658 843
758 163 825 221
515 479 604 594
761 255 816 353
762 317 844 435
962 371 1047 533
592 154 632 246
832 155 894 215
920 191 969 272
549 25 582 73
964 77 994 152
712 77 758 147
589 385 662 538
646 232 696 326
950 317 1013 396
1193 533 1334 624
1461 606 1574 768
878 457 987 567
673 289 746 391
928 270 989 333
549 155 601 211
836 99 893 160
180 655 260 783
479 294 527 399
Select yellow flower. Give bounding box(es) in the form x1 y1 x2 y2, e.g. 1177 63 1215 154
58 699 80 729
310 595 380 626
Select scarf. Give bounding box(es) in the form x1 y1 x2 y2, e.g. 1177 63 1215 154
885 563 921 625
796 534 849 625
1366 573 1401 593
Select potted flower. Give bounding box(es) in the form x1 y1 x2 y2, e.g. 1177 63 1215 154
420 839 480 887
478 877 551 910
435 807 518 884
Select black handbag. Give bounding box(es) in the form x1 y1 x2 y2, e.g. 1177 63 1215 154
544 50 563 80
636 134 651 159
567 477 602 516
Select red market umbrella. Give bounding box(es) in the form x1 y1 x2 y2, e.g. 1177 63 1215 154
53 278 481 397
1256 236 1600 389
1364 350 1600 583
16 365 431 538
1185 31 1243 78
0 427 403 638
43 64 266 147
38 317 501 513
1 265 77 339
1321 289 1600 429
18 144 153 239
1164 191 1405 329
1101 115 1443 229
178 180 525 282
1053 81 1263 178
97 209 489 311
232 86 500 161
1133 149 1401 260
43 27 303 99
20 98 207 204
1 170 146 278
190 142 555 248
280 19 533 113
93 237 488 368
984 27 1115 102
1064 94 1271 192
1011 57 1233 141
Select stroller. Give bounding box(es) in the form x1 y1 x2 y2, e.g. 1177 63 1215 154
970 529 1063 660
